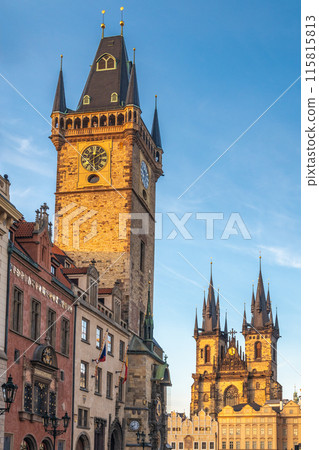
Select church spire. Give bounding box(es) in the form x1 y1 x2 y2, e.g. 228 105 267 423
125 49 140 107
52 55 67 114
253 257 269 329
201 290 206 331
242 303 247 332
151 95 162 148
224 311 228 337
194 308 199 338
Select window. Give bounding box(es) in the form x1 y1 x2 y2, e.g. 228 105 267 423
222 443 226 450
268 427 273 436
61 318 70 355
57 442 65 450
293 427 298 436
252 442 257 449
31 299 41 341
78 408 89 428
229 427 234 436
179 444 183 450
209 443 214 450
255 341 262 359
222 428 226 436
51 265 56 276
111 92 118 103
106 372 113 398
118 377 123 402
171 444 176 450
47 309 56 348
268 441 272 449
253 427 257 436
245 442 250 449
96 327 102 349
119 340 125 361
80 362 88 390
194 443 198 450
202 443 206 450
204 345 210 363
260 442 265 449
83 95 90 105
260 427 265 436
34 380 49 415
12 287 23 333
236 428 240 435
107 334 113 354
81 318 89 342
4 435 13 450
245 427 250 436
96 54 116 71
236 442 240 450
229 442 233 450
140 240 145 272
95 367 102 395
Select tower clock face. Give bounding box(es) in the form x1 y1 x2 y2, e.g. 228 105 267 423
42 347 53 365
228 347 236 356
140 161 149 189
81 145 108 172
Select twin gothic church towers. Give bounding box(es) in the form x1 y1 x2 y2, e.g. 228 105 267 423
191 261 282 418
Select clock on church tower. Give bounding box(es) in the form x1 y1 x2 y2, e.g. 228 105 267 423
50 33 163 334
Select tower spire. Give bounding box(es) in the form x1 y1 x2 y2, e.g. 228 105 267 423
120 6 124 36
52 55 67 114
202 290 206 331
151 95 162 148
194 308 199 338
144 281 154 351
242 303 247 332
125 49 140 107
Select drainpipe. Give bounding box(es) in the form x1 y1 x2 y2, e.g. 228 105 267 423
71 301 77 450
4 241 13 355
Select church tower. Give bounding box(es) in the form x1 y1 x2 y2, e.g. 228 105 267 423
190 260 282 419
50 22 163 335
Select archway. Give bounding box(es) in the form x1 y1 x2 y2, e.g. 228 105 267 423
40 438 53 450
224 385 239 407
76 433 90 450
109 420 123 450
20 435 37 450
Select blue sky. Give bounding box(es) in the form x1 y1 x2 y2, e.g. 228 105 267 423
1 1 300 413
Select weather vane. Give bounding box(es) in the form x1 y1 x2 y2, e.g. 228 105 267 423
120 6 124 36
101 10 106 38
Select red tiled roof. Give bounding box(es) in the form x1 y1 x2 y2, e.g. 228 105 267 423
98 288 113 295
15 220 35 238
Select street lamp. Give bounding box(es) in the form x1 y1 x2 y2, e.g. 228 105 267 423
136 430 151 450
43 411 70 449
0 374 18 415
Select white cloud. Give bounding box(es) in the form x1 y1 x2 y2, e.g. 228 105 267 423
260 245 300 269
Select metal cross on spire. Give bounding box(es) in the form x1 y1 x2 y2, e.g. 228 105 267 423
229 328 237 340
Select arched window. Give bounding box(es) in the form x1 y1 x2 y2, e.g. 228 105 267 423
100 115 107 126
204 345 210 363
156 151 160 162
117 113 124 125
109 114 115 126
59 117 64 129
203 393 209 402
74 117 81 129
82 117 89 128
111 92 118 103
83 95 90 105
224 385 239 407
255 341 262 359
96 53 116 71
66 118 72 129
54 117 58 128
91 116 98 127
128 110 132 121
133 111 137 123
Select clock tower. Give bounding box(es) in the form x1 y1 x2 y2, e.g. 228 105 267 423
51 32 163 335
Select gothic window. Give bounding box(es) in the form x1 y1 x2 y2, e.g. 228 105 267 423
83 95 90 105
74 117 81 129
117 113 124 125
61 317 70 355
100 115 107 126
255 341 262 359
47 309 56 348
108 114 116 126
66 118 72 129
204 345 210 363
31 299 41 341
224 385 239 407
12 287 23 333
83 116 89 128
59 117 64 129
111 92 118 103
91 116 98 127
96 54 116 71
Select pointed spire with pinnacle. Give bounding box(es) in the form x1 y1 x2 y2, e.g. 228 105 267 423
242 303 247 332
253 256 269 329
125 48 140 107
201 290 206 331
216 289 220 331
224 311 228 337
194 308 199 338
151 95 162 148
52 55 67 114
275 307 280 336
266 282 271 313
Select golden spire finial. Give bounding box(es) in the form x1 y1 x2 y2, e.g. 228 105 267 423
133 48 136 64
101 10 106 38
120 6 124 36
60 54 63 70
155 94 158 108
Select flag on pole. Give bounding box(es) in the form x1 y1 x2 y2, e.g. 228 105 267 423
98 341 107 363
93 329 108 377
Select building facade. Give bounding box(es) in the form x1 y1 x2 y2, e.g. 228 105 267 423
50 20 170 450
4 206 75 449
0 174 22 448
191 261 281 418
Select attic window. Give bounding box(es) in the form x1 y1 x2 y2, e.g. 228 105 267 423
111 92 118 103
83 95 90 105
96 54 116 71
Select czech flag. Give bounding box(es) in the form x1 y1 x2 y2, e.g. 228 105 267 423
98 342 106 363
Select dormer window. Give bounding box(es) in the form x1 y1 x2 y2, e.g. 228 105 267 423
96 54 116 71
111 92 118 103
83 95 90 105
